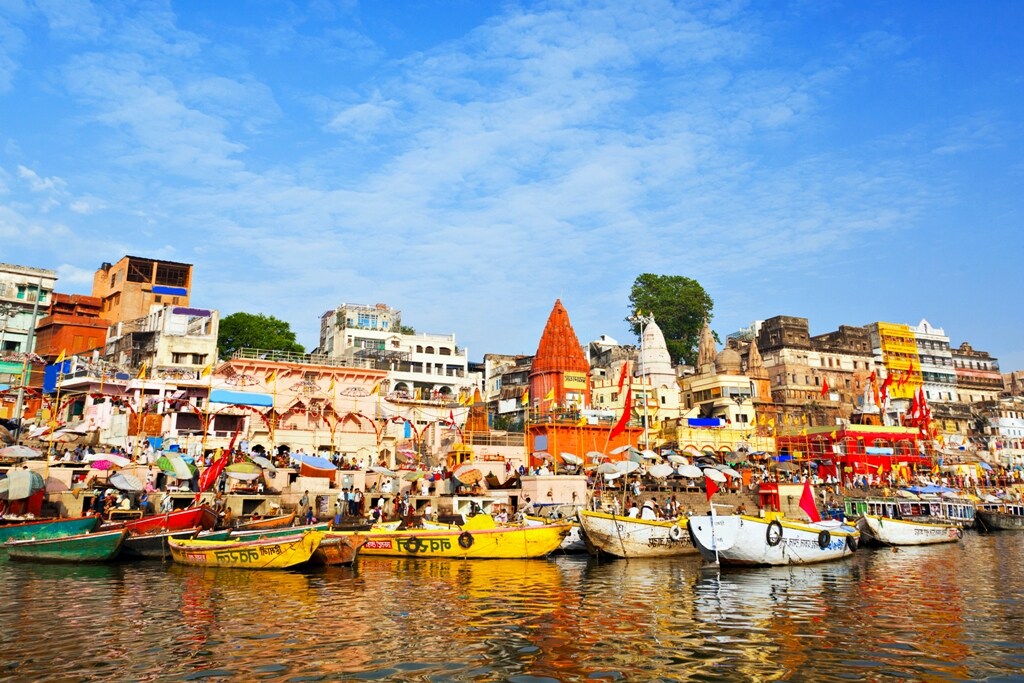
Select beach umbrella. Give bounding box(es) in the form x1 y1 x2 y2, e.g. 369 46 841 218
610 445 634 455
603 471 624 481
156 454 194 480
403 471 426 481
248 455 276 471
225 470 260 481
597 463 618 474
532 451 552 461
667 454 688 465
0 445 43 460
682 445 702 457
369 466 398 477
717 466 742 479
226 462 261 476
648 463 675 479
641 449 660 460
558 452 582 466
678 464 704 479
454 468 484 485
702 468 727 483
586 451 607 462
86 453 131 467
0 469 45 500
109 472 144 491
90 460 116 471
613 460 640 475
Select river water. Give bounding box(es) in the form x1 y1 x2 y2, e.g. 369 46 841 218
2 531 1023 682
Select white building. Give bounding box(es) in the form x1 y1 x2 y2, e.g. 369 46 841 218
911 319 957 403
318 302 479 400
0 263 57 354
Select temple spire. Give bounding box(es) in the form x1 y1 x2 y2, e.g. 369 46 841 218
696 317 717 370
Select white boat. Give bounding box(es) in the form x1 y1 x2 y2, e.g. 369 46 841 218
687 513 859 566
576 510 696 558
857 515 962 546
521 503 587 553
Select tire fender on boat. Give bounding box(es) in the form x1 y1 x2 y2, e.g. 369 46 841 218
458 531 474 549
766 520 783 547
406 536 420 553
955 528 964 540
846 534 858 553
817 530 831 549
669 524 682 541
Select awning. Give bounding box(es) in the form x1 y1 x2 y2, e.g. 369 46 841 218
209 389 273 407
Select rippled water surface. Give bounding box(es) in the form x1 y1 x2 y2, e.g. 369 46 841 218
2 532 1024 681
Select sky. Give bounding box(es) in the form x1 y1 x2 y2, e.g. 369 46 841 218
1 1 1022 368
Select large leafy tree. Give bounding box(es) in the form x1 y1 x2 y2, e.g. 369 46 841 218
627 273 714 366
217 312 306 359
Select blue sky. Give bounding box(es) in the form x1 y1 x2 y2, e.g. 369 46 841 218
1 1 1022 368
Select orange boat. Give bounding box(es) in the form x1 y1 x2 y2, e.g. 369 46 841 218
232 512 296 531
310 532 367 566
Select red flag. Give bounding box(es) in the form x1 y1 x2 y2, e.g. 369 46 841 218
820 378 829 397
880 373 894 402
617 362 629 392
609 386 632 439
448 409 455 424
194 452 229 503
705 475 718 502
799 479 821 522
908 393 919 421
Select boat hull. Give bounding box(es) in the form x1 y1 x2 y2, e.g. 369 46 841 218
0 515 101 544
311 532 367 566
105 506 218 535
688 515 858 566
523 516 587 553
168 530 324 569
5 528 127 563
231 512 296 531
359 523 570 559
976 510 1024 531
121 527 203 560
576 510 696 558
858 516 961 546
229 522 331 541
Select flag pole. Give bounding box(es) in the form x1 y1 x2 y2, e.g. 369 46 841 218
132 363 147 463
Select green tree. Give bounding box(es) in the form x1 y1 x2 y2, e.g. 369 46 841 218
627 273 714 366
217 312 306 359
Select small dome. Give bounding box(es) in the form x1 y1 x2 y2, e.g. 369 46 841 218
715 348 742 374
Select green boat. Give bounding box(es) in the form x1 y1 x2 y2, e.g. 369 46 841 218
229 522 332 541
5 528 128 563
0 515 102 545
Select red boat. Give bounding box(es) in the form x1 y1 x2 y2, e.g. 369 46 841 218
103 505 218 535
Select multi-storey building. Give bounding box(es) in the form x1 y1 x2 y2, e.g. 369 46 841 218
808 325 874 422
911 319 957 403
104 306 219 379
0 263 57 354
1005 371 1024 397
482 353 532 425
92 256 192 323
317 301 477 401
865 322 921 403
953 342 1002 403
33 293 110 361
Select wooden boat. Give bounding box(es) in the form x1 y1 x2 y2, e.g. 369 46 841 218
104 505 218 535
359 514 570 559
5 528 128 563
229 522 331 541
523 515 587 553
168 530 324 569
0 515 101 544
845 494 976 529
576 510 696 558
687 512 859 567
311 532 367 566
121 527 203 560
856 516 962 546
976 503 1024 531
231 512 296 531
194 529 233 542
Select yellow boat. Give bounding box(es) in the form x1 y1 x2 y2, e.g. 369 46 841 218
168 530 325 569
360 514 571 559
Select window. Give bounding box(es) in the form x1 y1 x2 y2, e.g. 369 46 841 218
127 258 154 283
155 263 189 287
154 295 162 303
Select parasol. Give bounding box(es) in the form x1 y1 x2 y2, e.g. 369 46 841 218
90 460 115 471
648 463 675 479
226 462 262 476
248 455 276 471
667 454 688 465
586 451 607 462
717 466 742 479
610 445 634 455
597 462 618 474
0 469 45 500
641 449 661 460
558 452 582 466
682 445 703 457
109 472 144 491
0 445 43 459
403 471 426 481
454 468 484 485
678 464 704 479
156 454 195 480
369 466 398 477
226 470 260 481
612 460 640 475
702 468 727 483
532 451 553 461
87 453 131 467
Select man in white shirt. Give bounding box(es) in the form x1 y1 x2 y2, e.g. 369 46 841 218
640 499 658 520
626 502 639 518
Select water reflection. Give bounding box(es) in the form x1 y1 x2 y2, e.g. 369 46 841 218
1 533 1023 681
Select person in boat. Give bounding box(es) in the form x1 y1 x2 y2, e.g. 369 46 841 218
160 492 174 513
639 499 659 520
626 501 640 518
423 502 433 521
736 503 747 515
